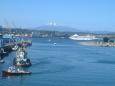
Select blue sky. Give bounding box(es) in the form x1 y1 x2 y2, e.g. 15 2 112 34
0 0 115 31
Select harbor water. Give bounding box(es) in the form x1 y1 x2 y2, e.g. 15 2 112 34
0 38 115 86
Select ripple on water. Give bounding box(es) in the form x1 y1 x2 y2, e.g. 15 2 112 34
32 64 75 75
95 60 115 64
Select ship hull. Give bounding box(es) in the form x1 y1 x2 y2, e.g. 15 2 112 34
2 71 32 76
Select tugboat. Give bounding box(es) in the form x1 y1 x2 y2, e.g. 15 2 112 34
13 47 31 67
2 66 31 76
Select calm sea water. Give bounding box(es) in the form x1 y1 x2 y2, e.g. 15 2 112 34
0 38 115 86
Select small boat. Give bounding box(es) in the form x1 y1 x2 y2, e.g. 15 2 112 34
12 45 19 51
48 39 51 42
0 59 5 63
53 43 57 45
2 66 31 76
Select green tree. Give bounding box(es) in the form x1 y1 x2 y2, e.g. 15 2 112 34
109 40 114 43
103 37 109 42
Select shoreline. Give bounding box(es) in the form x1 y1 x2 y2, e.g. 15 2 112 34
79 41 115 47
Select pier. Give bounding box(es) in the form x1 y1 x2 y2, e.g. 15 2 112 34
0 34 32 60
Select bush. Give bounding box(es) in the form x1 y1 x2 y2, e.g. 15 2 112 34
109 40 114 43
103 37 109 42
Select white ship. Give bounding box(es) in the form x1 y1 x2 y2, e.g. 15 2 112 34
69 34 97 40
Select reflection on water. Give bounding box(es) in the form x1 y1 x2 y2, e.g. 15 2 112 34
0 38 115 86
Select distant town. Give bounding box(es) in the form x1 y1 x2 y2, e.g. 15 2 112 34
0 25 115 39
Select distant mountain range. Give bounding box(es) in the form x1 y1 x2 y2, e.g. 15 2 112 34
1 24 114 34
33 25 115 34
34 25 80 32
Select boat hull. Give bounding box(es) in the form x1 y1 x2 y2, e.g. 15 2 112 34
2 71 32 76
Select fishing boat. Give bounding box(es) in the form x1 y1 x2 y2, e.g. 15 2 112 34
2 66 31 76
0 59 5 63
13 47 31 67
12 45 19 51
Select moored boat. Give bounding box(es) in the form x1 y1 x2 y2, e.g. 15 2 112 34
0 59 5 63
12 45 19 51
13 46 31 67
